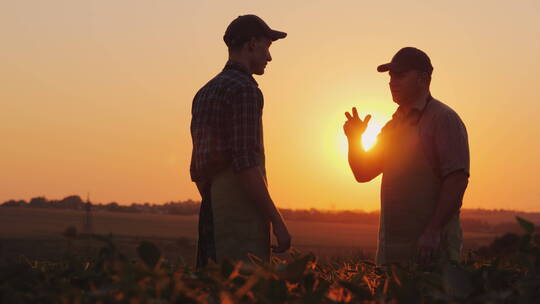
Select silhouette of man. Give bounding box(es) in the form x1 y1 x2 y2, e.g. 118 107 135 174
190 15 291 268
344 47 470 265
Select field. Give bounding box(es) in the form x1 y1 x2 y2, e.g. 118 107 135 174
0 207 511 265
2 207 540 303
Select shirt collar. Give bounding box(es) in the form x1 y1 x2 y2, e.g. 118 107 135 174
223 60 258 86
410 91 430 111
394 92 431 118
392 92 433 125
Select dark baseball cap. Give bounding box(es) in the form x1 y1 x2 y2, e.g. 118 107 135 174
377 47 433 75
223 15 287 48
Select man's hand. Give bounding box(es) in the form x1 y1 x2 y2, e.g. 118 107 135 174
417 229 441 265
271 218 291 253
237 167 291 254
344 107 371 140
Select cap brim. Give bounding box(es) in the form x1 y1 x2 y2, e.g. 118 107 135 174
377 62 409 73
267 29 287 41
377 63 391 72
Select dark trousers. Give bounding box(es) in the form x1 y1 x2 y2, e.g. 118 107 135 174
195 182 216 269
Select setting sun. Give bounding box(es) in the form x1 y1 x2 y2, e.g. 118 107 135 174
3 2 540 297
337 117 386 161
361 121 384 150
2 0 540 213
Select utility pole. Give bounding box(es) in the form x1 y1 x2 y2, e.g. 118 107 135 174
82 193 93 236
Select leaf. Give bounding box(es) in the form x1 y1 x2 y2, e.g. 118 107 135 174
303 272 316 292
442 264 474 299
221 258 235 279
339 280 373 299
136 241 161 269
278 253 315 283
516 216 535 234
266 279 288 302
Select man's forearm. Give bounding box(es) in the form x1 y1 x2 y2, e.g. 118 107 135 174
347 136 381 182
347 136 363 174
237 166 283 223
425 171 469 232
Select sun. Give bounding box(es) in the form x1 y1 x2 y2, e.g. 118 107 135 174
337 119 385 156
361 122 383 150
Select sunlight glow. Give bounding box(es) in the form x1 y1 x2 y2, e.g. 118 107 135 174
337 118 385 158
362 124 381 150
361 121 384 150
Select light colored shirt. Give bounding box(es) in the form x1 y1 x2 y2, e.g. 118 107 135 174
380 95 470 178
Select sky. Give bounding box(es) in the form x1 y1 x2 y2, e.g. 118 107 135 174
1 0 539 211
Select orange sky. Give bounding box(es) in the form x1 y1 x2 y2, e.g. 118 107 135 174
1 1 539 211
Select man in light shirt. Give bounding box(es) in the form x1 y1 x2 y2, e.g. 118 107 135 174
344 47 470 265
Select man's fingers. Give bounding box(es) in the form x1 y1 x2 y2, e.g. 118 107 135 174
272 231 291 253
417 248 424 264
273 247 285 253
417 247 434 265
272 243 289 253
422 248 429 264
345 112 352 120
352 107 359 119
425 249 433 265
364 115 372 125
417 247 427 264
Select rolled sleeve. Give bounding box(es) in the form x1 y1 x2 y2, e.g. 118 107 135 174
230 85 264 172
434 112 470 178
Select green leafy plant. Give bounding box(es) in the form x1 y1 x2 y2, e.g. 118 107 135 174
1 217 539 303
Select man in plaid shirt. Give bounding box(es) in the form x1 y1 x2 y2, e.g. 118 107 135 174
190 15 290 267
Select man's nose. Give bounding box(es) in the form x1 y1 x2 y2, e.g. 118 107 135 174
267 53 272 62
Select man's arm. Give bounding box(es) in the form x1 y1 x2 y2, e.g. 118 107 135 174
230 85 290 253
417 171 468 264
347 136 384 182
418 111 470 264
426 171 468 232
237 167 290 253
344 107 384 182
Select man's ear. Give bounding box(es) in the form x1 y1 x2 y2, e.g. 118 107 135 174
247 37 257 52
418 72 429 85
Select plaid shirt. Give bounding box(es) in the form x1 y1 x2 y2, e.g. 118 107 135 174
190 61 265 182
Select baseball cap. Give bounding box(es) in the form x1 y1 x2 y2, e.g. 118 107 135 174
377 47 433 75
223 15 287 48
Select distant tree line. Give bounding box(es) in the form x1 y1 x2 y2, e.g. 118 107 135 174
1 195 200 215
0 195 532 233
279 208 380 225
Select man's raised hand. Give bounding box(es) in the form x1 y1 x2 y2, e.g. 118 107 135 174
343 107 371 139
